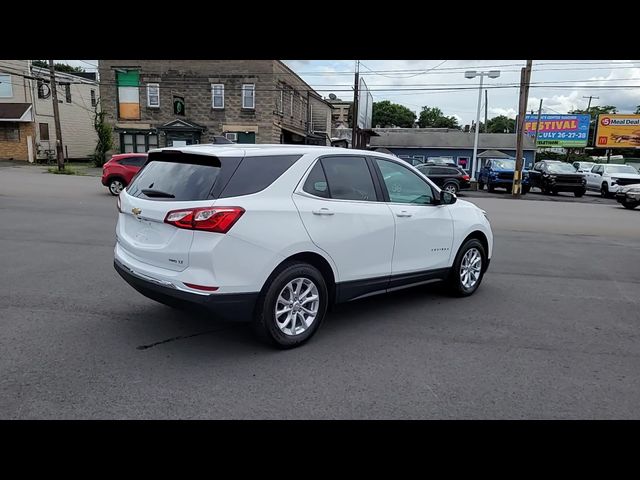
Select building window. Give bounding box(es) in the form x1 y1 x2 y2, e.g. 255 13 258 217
0 74 13 98
37 79 51 99
147 83 160 108
290 91 294 116
211 84 224 109
0 123 20 141
242 84 255 109
225 132 238 142
39 123 50 141
120 132 158 153
116 70 140 120
90 89 96 107
277 87 284 114
64 84 72 103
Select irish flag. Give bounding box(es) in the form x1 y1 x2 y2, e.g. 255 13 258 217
117 71 140 119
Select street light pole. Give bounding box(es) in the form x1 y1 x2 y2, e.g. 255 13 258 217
466 70 500 182
471 75 483 181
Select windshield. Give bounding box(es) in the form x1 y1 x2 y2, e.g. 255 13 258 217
606 165 637 174
547 163 578 173
492 160 515 169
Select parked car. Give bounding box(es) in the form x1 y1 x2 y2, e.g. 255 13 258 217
615 183 640 209
478 159 530 194
573 161 595 173
584 164 640 198
102 153 148 196
415 164 471 194
423 158 458 167
529 160 587 196
114 145 493 348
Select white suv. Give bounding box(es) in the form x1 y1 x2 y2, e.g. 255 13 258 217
114 145 493 348
585 163 640 197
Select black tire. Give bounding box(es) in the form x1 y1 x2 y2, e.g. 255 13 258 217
443 182 459 194
601 183 610 198
574 189 585 198
522 186 530 194
108 177 126 196
550 189 558 196
487 183 495 193
478 181 485 190
505 185 512 194
447 238 487 297
622 202 639 210
253 262 328 349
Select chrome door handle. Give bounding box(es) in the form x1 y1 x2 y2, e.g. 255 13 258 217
312 208 334 216
396 211 412 217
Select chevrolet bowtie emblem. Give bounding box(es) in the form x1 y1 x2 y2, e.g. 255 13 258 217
132 208 142 215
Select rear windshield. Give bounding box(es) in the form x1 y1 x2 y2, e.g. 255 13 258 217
547 162 578 173
127 152 301 201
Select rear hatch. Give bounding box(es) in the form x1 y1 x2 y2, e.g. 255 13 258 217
117 150 242 272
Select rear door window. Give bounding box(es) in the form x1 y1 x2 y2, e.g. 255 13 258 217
320 156 377 202
302 161 330 198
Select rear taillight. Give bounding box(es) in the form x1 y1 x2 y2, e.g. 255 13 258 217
164 207 245 233
462 175 470 181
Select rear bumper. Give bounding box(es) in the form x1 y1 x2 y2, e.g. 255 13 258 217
114 259 259 322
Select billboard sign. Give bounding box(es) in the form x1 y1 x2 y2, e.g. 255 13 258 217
357 77 373 129
595 114 640 148
524 114 590 147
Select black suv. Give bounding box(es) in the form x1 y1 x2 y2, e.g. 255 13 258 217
416 164 471 194
529 160 587 197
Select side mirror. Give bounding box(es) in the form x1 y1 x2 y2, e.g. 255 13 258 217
441 191 457 205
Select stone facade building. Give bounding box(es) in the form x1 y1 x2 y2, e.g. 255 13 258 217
97 60 333 153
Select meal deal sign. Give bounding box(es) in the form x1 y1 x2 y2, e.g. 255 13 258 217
595 114 640 148
524 114 590 147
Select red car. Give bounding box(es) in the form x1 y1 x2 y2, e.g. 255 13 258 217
101 153 148 196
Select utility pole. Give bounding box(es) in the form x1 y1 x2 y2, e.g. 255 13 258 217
533 99 543 146
484 89 488 133
351 60 359 149
513 60 532 198
583 96 599 153
48 60 64 171
583 95 599 112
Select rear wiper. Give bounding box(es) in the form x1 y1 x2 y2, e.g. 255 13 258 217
141 189 175 198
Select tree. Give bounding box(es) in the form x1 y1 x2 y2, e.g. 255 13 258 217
486 115 516 133
31 60 85 74
418 106 460 129
372 100 416 128
91 99 113 167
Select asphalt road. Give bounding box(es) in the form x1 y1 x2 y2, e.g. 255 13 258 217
1 164 639 419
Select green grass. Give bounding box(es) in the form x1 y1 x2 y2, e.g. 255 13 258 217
47 166 81 175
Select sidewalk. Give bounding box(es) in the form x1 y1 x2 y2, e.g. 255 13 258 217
0 160 102 177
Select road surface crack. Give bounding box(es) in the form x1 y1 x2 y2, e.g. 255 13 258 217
136 325 235 350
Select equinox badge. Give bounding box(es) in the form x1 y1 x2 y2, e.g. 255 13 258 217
132 208 142 215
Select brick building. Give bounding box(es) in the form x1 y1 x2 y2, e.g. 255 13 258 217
97 60 333 153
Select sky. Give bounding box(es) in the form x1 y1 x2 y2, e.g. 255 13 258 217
62 60 640 126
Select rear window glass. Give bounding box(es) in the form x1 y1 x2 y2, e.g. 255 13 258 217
219 155 301 198
127 160 222 201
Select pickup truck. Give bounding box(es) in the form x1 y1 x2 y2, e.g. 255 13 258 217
478 159 530 194
584 164 640 197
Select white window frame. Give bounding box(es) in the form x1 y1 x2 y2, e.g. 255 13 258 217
146 83 160 108
290 91 294 116
225 132 238 142
211 84 224 109
0 74 13 98
279 88 284 114
242 84 255 109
